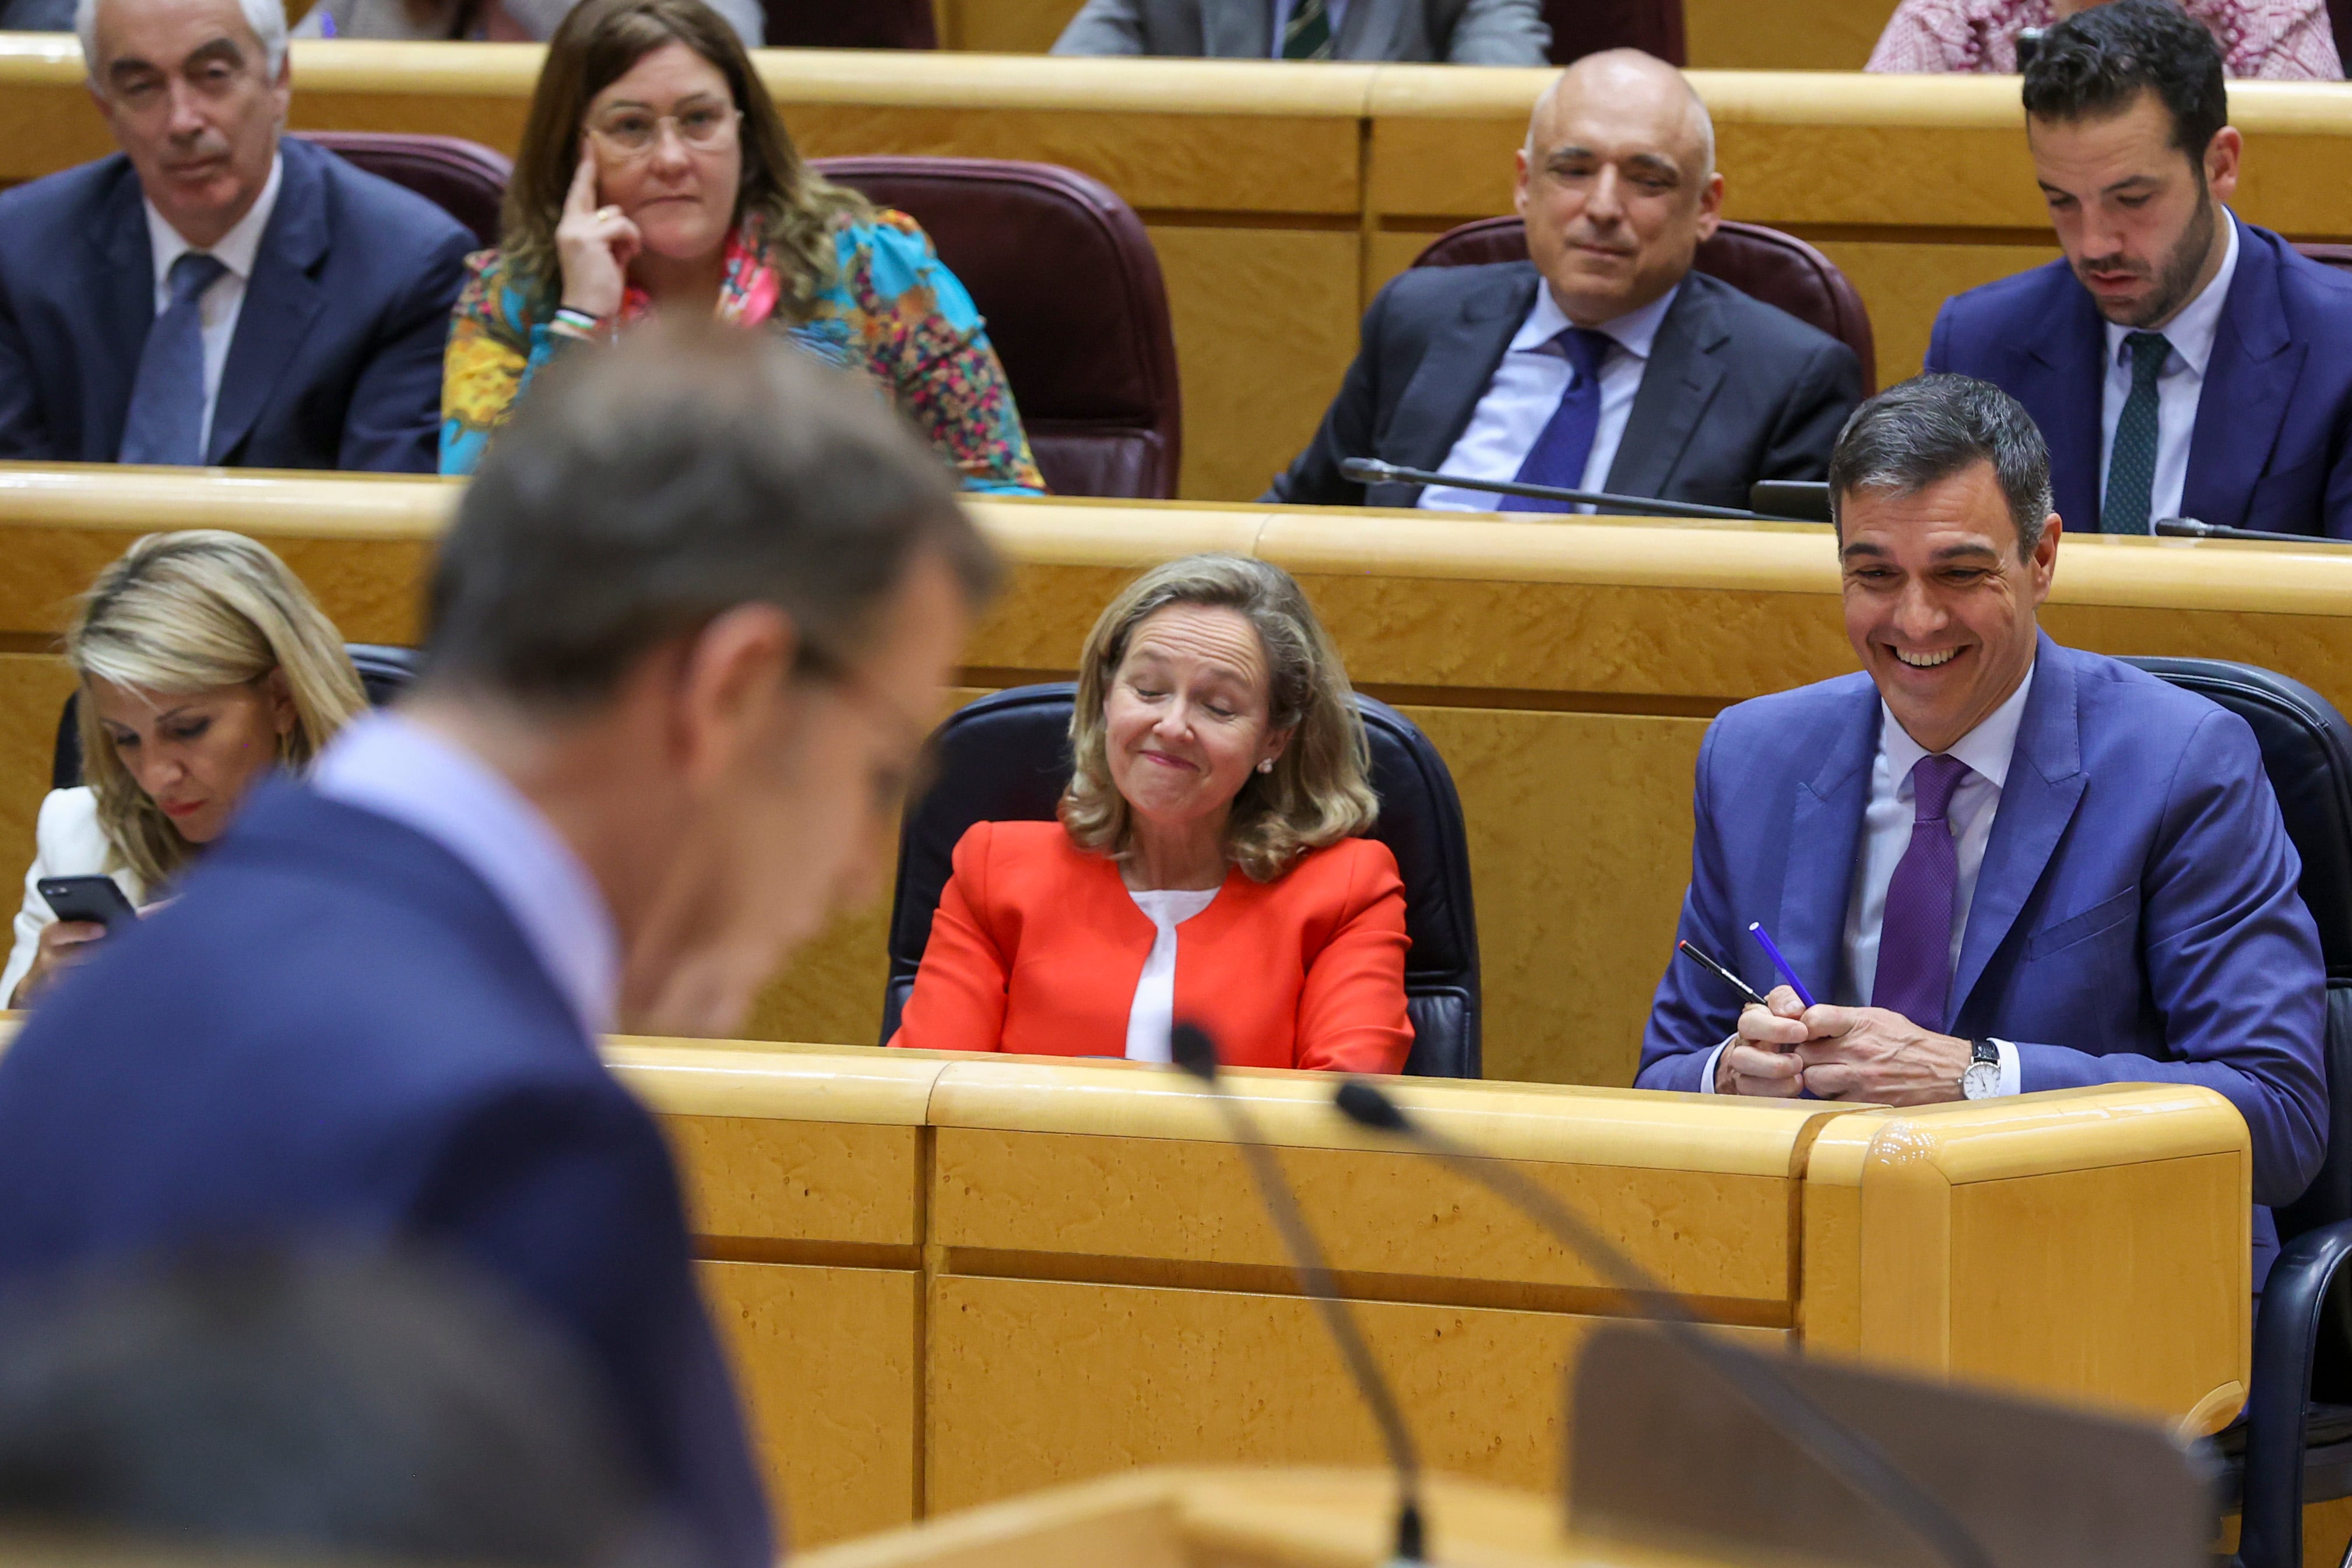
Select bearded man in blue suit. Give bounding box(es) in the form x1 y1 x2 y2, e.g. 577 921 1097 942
1639 375 2326 1286
1924 0 2352 539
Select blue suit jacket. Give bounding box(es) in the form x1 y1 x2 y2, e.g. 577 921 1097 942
1925 217 2352 538
0 136 470 472
1637 635 2328 1279
0 783 772 1568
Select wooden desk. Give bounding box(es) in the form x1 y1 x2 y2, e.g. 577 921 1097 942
8 467 2352 1084
611 1041 2249 1546
6 43 2350 496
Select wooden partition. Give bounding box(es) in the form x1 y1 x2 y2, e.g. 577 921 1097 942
8 466 2352 1085
612 1039 2249 1547
6 40 2351 498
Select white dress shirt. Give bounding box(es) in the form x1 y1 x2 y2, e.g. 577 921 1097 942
311 711 620 1039
1700 666 2037 1096
1270 0 1349 52
2097 210 2240 528
1418 281 1682 515
1 786 147 1007
1124 886 1221 1061
142 152 283 462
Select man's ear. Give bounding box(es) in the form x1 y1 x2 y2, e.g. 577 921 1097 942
1511 145 1532 220
2206 125 2242 206
669 603 797 787
1693 170 1725 242
2030 511 2062 603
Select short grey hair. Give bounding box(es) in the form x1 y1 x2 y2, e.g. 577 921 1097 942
78 0 289 80
1828 374 2056 557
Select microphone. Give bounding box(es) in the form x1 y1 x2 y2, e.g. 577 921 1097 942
2152 516 2349 545
1169 1024 1426 1564
1331 1079 1992 1568
1336 457 1815 523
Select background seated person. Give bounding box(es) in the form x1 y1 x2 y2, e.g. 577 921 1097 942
891 554 1413 1073
4 531 365 1007
1052 0 1548 64
295 0 761 50
441 0 1043 493
1639 374 2325 1285
1869 0 2339 79
1267 50 1862 515
0 0 472 471
1926 0 2352 535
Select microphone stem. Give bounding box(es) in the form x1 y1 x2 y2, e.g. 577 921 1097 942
1199 1091 1428 1562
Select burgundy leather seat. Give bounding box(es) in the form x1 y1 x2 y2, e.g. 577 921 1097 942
295 132 511 250
1545 0 1684 64
761 0 934 47
2298 243 2352 274
814 156 1182 500
1411 216 1878 395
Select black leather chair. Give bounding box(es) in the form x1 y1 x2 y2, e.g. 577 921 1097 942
1544 0 1684 64
51 645 420 790
2121 659 2352 1568
294 133 511 250
880 683 1481 1077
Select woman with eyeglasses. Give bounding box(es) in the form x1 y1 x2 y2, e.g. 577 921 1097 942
439 0 1045 491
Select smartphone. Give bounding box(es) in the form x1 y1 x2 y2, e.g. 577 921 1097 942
38 876 139 934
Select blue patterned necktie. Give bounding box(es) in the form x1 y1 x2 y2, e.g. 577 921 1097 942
1872 753 1971 1032
1281 0 1334 58
118 251 230 467
1498 326 1614 514
2099 331 2172 535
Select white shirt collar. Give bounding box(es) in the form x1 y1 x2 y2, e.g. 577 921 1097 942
145 150 283 291
1509 278 1683 361
2101 208 2240 380
1879 659 2036 795
310 709 621 1039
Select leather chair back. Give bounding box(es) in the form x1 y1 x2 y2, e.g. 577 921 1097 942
2297 243 2352 275
881 684 1482 1077
51 646 420 791
1411 217 1879 395
1545 0 1685 63
762 0 934 46
813 157 1182 499
295 133 511 250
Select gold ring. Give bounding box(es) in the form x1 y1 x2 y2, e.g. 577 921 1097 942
596 205 622 221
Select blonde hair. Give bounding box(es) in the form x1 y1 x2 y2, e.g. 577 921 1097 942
1061 554 1377 883
65 533 368 888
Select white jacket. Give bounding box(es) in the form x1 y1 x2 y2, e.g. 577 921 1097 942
2 788 145 1007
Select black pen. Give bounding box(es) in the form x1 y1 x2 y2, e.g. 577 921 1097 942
1676 939 1770 1009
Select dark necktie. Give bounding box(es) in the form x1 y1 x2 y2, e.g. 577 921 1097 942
1872 753 1971 1032
2099 331 2171 535
1281 0 1334 58
119 251 230 467
1498 326 1613 514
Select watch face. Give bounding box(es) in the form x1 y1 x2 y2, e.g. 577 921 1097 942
1961 1061 2001 1100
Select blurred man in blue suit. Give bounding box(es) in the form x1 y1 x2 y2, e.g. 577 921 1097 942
0 323 1001 1567
1925 0 2352 538
0 0 470 470
1640 375 2326 1285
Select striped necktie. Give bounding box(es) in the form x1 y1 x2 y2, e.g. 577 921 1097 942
2100 331 2171 535
1282 0 1334 59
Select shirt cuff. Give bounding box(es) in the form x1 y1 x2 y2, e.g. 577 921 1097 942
1697 1038 1732 1094
1992 1038 2021 1097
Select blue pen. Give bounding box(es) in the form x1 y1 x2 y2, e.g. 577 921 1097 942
1746 921 1816 1008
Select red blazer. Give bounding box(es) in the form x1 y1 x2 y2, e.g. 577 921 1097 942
890 820 1413 1073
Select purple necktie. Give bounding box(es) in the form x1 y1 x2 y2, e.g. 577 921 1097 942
1499 326 1613 512
1872 753 1971 1032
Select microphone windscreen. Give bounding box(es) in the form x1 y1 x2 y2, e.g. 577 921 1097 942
1334 1080 1409 1132
1169 1022 1218 1082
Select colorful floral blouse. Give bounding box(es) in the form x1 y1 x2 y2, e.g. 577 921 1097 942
1866 0 2340 78
440 209 1047 492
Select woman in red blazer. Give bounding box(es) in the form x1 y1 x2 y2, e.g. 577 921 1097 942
891 554 1412 1073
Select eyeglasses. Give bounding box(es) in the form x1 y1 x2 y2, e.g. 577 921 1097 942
585 104 741 159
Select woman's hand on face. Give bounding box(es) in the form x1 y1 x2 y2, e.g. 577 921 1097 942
13 919 105 1007
555 148 641 320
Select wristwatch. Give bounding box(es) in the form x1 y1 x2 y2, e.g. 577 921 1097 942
1960 1039 2002 1101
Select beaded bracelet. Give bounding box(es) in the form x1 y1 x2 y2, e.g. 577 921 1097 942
549 305 608 342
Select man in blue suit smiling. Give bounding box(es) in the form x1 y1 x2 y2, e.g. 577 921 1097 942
1640 375 2326 1285
1924 0 2352 539
0 0 469 470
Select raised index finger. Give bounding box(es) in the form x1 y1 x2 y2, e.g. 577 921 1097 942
565 147 600 214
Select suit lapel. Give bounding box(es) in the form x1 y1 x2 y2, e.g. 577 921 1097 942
1604 279 1727 502
2185 218 2297 530
2021 280 2106 533
92 164 156 460
1206 0 1275 54
1374 265 1538 504
1330 0 1383 56
1774 688 1878 1004
207 140 329 465
1949 633 2087 1022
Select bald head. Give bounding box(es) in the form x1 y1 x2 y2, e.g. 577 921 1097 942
1512 48 1724 326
